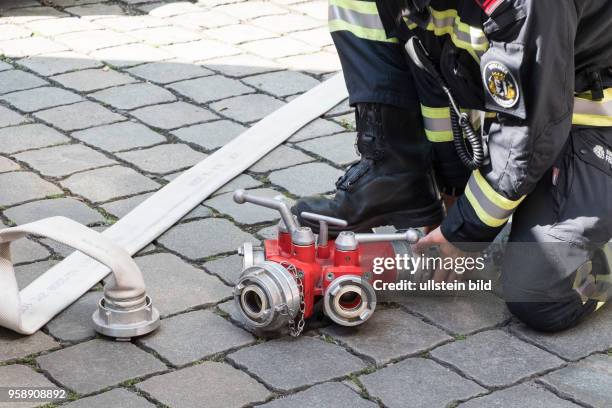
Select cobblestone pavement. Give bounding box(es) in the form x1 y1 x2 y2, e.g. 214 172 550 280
0 1 610 407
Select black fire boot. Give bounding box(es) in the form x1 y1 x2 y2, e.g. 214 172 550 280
292 102 443 234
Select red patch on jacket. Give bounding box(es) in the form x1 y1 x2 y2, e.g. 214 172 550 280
474 0 505 15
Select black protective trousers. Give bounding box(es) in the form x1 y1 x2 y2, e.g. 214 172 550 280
503 126 612 332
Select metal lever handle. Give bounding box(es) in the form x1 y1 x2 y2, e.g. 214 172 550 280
300 212 348 247
355 230 420 244
233 190 299 234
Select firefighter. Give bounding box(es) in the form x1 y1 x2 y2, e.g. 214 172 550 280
294 0 612 332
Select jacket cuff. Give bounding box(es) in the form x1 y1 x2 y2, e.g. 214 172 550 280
441 170 525 244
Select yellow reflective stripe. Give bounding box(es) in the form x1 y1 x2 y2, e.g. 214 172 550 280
421 105 450 119
473 169 525 210
572 114 612 127
465 183 507 227
329 0 378 15
425 129 453 142
404 9 489 62
329 20 398 43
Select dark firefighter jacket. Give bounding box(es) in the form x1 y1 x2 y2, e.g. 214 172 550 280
378 0 612 243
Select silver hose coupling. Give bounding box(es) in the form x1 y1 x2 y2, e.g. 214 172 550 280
234 261 300 331
323 275 376 326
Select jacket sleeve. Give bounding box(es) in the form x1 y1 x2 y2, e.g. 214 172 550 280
441 0 579 243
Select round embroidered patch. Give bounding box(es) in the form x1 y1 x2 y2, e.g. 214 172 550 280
483 61 520 109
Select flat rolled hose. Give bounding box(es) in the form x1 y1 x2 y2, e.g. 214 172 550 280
450 105 484 170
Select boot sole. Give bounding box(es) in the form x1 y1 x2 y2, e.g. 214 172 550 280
298 201 444 237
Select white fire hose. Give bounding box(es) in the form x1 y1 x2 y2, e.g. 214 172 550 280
0 74 348 335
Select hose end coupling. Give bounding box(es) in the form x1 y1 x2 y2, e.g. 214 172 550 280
92 293 160 341
234 261 300 332
323 275 376 326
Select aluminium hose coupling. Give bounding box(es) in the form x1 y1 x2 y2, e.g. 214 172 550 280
323 275 376 326
92 291 160 341
234 261 300 331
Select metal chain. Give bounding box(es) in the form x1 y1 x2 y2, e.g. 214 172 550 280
281 262 306 337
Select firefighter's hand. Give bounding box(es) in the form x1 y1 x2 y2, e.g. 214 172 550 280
424 194 459 234
414 226 466 283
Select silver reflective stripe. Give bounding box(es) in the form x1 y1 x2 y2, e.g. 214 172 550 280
423 116 452 132
574 97 612 116
328 4 385 30
467 175 513 221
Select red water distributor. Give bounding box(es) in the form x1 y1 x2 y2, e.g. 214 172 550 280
232 190 419 336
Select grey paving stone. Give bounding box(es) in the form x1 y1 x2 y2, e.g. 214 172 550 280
131 101 218 129
361 358 486 408
94 14 167 31
431 329 564 388
37 339 167 394
172 120 247 150
117 144 207 174
138 310 254 366
11 237 50 264
250 145 314 173
257 224 278 240
0 24 32 41
15 260 59 289
5 198 103 226
0 124 69 154
52 68 137 93
289 118 347 142
135 253 232 316
90 82 176 110
204 54 280 78
0 172 62 206
217 1 287 20
401 293 511 335
0 156 20 172
63 388 156 408
15 144 116 177
260 382 377 408
321 308 452 365
205 23 275 45
0 328 58 362
127 60 213 84
66 3 127 19
279 51 342 74
0 60 12 71
460 382 579 408
540 354 612 408
269 162 343 196
0 365 62 408
243 37 317 59
290 0 327 19
210 93 285 123
93 43 174 68
137 362 271 408
213 174 263 195
0 106 28 129
34 101 126 131
509 305 612 361
100 192 154 218
205 188 287 224
251 13 323 34
18 50 102 77
141 1 201 18
54 29 136 53
1 86 83 112
243 71 320 97
157 218 258 259
289 27 334 48
166 9 235 31
181 205 213 220
61 166 159 203
128 25 202 46
1 6 67 23
0 37 68 58
298 132 359 166
24 17 101 36
160 39 240 62
45 291 100 343
203 254 243 285
169 75 254 104
217 299 245 327
228 336 367 391
72 121 166 152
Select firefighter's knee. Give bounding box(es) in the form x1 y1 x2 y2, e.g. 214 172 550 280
506 300 597 333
